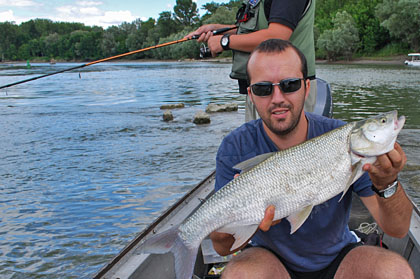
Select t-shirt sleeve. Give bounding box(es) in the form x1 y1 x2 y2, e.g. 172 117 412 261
215 139 241 192
268 0 309 30
353 172 375 197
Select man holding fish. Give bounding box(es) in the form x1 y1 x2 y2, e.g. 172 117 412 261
139 39 414 279
212 39 414 278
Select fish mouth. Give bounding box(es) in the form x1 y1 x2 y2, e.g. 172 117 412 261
395 115 406 133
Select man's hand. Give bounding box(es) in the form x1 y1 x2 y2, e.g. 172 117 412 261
184 24 228 42
207 35 224 57
363 142 406 189
210 205 281 256
259 205 281 231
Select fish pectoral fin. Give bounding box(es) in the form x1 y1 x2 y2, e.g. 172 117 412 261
339 160 364 202
217 224 259 251
350 152 362 166
286 205 313 234
233 152 275 173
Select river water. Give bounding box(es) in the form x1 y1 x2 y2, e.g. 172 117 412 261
0 61 419 278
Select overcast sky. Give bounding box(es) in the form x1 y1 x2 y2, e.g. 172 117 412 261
0 0 227 28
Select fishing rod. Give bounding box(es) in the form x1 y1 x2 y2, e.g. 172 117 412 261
0 26 237 90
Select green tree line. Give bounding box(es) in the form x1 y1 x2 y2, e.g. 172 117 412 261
0 0 418 62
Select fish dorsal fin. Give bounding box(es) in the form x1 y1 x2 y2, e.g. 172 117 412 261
217 224 259 251
233 152 276 173
287 205 313 234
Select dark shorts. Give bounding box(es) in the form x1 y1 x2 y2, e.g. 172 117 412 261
287 242 362 279
250 242 363 279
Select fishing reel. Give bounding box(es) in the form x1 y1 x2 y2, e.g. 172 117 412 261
199 43 212 59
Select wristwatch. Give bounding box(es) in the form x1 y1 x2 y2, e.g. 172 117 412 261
371 179 399 199
220 34 231 50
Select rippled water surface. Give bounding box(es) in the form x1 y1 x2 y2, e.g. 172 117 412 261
0 61 419 278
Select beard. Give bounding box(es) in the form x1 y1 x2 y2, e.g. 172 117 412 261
258 96 305 136
265 106 303 136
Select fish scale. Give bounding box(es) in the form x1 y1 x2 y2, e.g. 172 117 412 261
139 111 405 279
179 122 356 248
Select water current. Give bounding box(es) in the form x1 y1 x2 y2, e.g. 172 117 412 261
0 61 419 278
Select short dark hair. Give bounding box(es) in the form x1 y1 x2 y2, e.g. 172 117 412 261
246 39 308 81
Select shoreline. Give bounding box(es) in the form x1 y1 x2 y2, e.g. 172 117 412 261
0 55 407 66
316 55 407 65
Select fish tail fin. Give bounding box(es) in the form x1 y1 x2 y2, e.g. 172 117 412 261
173 236 199 279
137 227 199 279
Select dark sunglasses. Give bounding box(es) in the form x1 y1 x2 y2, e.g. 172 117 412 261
250 78 305 97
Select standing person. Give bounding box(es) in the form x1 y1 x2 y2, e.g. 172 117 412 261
212 39 414 278
186 0 317 122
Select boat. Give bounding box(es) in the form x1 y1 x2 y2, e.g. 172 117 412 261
93 171 420 279
313 78 333 118
405 53 420 66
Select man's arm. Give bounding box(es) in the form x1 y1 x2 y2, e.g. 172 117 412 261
361 143 413 238
207 22 293 55
187 0 308 56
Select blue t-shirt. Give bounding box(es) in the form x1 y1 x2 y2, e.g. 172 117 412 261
215 112 374 272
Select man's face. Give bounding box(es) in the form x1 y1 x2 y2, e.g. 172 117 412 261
247 48 309 136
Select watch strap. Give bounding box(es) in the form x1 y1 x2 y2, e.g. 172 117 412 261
221 34 231 50
371 179 398 198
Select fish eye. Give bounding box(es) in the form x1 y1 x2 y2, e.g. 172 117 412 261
381 118 386 123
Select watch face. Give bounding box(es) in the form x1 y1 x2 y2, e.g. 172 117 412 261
221 37 229 46
384 185 397 198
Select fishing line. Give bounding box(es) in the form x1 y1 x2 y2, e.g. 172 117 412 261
0 26 237 90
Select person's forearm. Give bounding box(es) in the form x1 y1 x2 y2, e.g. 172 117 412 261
213 24 237 32
196 24 235 35
228 23 293 53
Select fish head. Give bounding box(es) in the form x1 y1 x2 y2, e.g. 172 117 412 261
350 111 405 157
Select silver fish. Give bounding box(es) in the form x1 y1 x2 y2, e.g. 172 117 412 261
138 111 405 279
